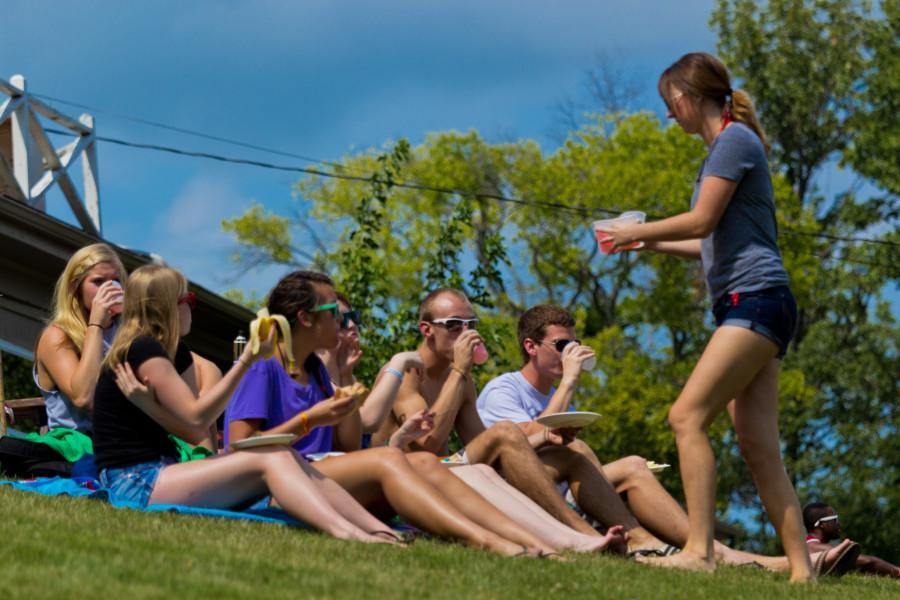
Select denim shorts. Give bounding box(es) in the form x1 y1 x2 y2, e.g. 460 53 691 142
712 285 797 359
99 457 176 507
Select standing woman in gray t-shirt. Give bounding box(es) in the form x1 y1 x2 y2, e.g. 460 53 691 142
604 53 813 581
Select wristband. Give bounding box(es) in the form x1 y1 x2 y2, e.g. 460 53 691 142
384 366 404 381
237 358 251 369
88 323 103 329
449 363 467 379
300 411 311 435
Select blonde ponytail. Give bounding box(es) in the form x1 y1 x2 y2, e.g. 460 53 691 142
731 89 770 154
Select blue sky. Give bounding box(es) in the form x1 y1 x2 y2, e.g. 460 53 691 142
2 1 870 297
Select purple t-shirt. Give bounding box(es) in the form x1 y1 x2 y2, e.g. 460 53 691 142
224 356 334 455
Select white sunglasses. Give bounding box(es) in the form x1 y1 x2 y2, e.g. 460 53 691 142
813 515 839 527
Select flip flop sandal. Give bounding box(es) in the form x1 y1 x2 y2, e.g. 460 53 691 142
626 544 681 559
371 529 410 546
538 550 571 562
815 542 861 577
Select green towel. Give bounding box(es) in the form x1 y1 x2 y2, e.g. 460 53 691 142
6 428 211 464
18 428 94 462
169 435 214 462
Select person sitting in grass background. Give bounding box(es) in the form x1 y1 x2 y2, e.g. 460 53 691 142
804 502 899 579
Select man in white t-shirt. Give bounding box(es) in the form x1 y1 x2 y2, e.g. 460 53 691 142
477 304 710 557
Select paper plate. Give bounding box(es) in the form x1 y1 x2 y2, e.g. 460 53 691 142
231 433 296 450
646 461 671 473
534 411 601 429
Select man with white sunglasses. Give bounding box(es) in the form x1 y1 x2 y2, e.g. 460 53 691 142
804 502 899 578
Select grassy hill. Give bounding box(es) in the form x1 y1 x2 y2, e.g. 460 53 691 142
1 487 895 599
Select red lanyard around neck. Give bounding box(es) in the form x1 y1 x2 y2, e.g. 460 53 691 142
720 113 732 133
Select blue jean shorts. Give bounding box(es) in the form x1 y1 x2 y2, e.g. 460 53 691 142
99 457 176 507
712 285 797 359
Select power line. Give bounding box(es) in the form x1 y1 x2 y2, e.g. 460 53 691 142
45 128 609 217
33 92 350 171
43 127 899 249
780 229 899 248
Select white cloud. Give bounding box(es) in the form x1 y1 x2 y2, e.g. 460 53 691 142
148 174 280 296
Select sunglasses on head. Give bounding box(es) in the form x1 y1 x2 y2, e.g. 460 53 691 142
178 291 197 311
430 317 479 332
310 302 341 320
341 309 361 330
813 515 839 527
542 338 580 353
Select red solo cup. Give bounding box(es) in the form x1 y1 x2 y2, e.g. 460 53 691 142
108 280 124 316
591 211 646 254
473 343 489 365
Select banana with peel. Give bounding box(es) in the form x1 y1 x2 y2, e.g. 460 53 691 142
249 308 296 372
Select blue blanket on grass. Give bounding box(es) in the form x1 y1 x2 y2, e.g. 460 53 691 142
0 477 305 527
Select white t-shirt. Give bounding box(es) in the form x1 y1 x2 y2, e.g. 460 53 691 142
476 371 561 427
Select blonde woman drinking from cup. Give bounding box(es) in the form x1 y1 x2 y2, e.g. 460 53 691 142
603 53 813 581
34 243 125 434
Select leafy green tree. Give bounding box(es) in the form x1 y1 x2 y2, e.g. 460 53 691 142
845 0 900 195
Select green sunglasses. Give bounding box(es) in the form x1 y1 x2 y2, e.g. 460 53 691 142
310 303 341 320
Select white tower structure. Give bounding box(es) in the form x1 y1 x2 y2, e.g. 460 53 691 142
0 74 101 236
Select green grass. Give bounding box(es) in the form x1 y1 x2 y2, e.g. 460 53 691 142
1 487 896 599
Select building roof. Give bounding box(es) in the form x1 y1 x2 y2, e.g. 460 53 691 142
0 193 254 369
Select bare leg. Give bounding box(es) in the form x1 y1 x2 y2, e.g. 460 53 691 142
644 326 812 581
597 453 795 567
731 358 814 582
312 447 526 556
402 452 557 554
464 421 602 536
450 463 622 553
148 446 384 543
295 454 402 538
538 444 664 552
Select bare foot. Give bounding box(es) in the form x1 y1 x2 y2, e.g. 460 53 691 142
625 529 667 555
358 532 399 545
637 550 715 573
369 529 408 546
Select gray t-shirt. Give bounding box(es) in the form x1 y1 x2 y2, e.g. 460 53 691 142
692 123 788 302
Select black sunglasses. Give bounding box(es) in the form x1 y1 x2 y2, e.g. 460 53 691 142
542 338 580 353
341 310 361 330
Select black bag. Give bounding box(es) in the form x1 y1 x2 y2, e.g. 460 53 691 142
0 436 73 478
